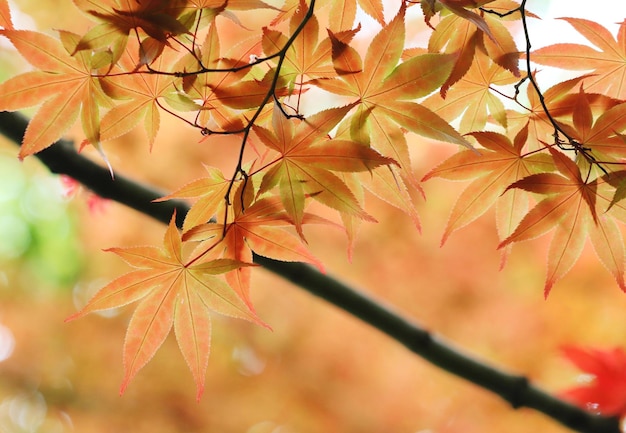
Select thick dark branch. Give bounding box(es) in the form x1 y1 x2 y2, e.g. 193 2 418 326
0 114 189 226
0 110 620 433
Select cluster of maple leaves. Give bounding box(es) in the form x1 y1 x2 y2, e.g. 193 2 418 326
1 0 626 413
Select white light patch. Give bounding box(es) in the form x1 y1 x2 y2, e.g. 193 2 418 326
0 324 14 362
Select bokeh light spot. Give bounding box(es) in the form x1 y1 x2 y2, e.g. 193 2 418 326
0 324 15 362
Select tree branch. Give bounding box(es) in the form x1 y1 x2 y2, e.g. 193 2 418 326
0 110 620 433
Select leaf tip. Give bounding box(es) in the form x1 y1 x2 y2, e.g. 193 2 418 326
64 311 83 323
250 311 273 331
496 240 506 250
440 232 450 247
17 146 30 161
195 384 205 402
498 245 511 271
543 281 554 299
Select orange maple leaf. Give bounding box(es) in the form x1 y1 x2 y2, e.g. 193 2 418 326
0 0 12 29
166 11 289 117
506 74 619 150
72 0 278 66
262 0 338 93
270 0 315 26
560 346 626 416
586 172 626 290
184 191 327 307
175 20 258 132
324 0 383 28
505 89 626 290
211 68 290 110
253 104 394 235
0 30 112 158
532 18 626 100
312 3 471 190
72 0 191 64
420 0 496 32
498 148 599 296
436 0 497 37
422 125 553 251
423 50 519 133
334 119 422 232
97 38 196 148
562 88 626 162
155 166 231 233
66 213 266 400
425 3 520 97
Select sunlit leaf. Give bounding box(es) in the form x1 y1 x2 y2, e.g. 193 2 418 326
66 213 265 400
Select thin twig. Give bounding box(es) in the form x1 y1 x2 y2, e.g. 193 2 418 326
517 0 607 174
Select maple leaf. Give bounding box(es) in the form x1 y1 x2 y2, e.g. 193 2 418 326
604 167 626 212
180 0 283 35
333 172 366 257
532 18 626 99
582 172 626 289
327 0 383 27
0 29 112 159
498 148 599 296
202 27 291 112
422 50 519 133
212 67 290 110
560 346 626 416
0 0 12 29
437 1 497 37
562 89 626 162
253 104 395 235
332 114 422 236
184 190 327 306
72 0 192 65
422 125 553 255
348 117 423 229
174 0 280 19
506 74 620 150
73 0 281 67
312 3 471 190
421 0 497 33
66 213 265 400
326 0 355 32
155 166 231 232
175 20 254 132
589 212 626 291
262 0 338 94
270 0 331 26
97 38 196 148
426 3 520 97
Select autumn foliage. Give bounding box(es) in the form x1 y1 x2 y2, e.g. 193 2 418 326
1 0 626 420
560 346 626 417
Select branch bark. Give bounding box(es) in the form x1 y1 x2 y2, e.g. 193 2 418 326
0 110 620 433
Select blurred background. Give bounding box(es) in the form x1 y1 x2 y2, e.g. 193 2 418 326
0 0 624 432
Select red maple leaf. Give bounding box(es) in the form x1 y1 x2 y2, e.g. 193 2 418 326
560 345 626 416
